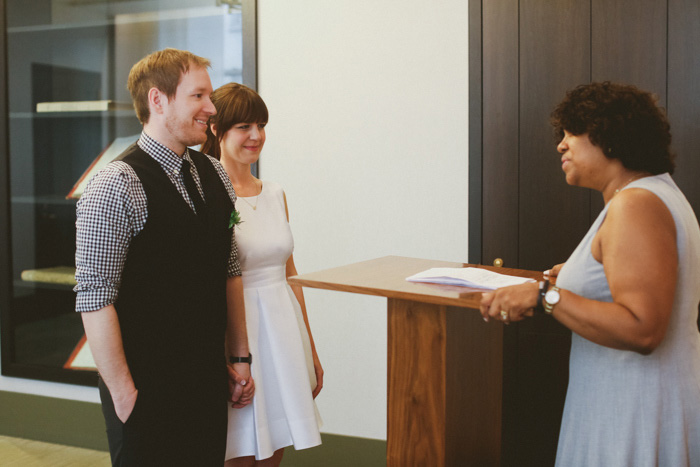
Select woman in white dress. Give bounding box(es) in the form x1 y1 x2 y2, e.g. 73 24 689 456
202 83 323 467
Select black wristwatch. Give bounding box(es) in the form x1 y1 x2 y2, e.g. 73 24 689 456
534 280 549 314
228 353 252 365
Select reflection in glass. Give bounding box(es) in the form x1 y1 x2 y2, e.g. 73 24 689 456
3 0 245 385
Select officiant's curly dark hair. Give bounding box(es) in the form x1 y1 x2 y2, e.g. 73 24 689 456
551 81 675 175
202 83 269 160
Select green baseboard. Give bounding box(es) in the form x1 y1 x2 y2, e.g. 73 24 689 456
0 390 108 451
282 433 386 466
0 390 386 465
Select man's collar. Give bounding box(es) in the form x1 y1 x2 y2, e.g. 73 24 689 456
138 131 191 174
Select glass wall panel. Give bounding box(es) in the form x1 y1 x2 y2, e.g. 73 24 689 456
1 0 254 385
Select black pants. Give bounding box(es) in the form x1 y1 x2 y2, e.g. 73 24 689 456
98 377 227 466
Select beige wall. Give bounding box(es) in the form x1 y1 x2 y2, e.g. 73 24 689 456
258 0 470 439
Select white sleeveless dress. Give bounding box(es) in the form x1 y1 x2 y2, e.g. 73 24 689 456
555 173 700 466
225 180 322 461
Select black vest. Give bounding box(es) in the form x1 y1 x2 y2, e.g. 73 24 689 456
115 145 233 399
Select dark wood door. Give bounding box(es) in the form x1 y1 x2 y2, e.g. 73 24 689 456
469 0 700 465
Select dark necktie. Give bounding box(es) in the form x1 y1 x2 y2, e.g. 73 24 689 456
181 159 206 216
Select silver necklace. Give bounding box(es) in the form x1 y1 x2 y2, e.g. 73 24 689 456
613 175 642 196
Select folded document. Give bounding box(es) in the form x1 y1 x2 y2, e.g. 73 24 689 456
406 267 535 290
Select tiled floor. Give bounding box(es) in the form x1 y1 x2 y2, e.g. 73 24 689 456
0 435 110 466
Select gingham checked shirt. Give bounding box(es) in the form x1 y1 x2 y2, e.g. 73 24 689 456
74 132 241 313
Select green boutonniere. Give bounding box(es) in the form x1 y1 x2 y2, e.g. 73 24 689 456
229 209 243 228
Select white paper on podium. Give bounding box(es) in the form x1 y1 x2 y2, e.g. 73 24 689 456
406 267 535 290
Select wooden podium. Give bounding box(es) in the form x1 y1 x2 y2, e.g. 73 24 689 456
289 255 543 466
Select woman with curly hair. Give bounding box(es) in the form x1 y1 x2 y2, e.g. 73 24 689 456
480 82 700 466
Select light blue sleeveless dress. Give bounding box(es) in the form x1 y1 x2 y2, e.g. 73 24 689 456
555 173 700 466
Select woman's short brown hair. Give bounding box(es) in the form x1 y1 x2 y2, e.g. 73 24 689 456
127 48 211 124
551 81 675 175
201 83 269 160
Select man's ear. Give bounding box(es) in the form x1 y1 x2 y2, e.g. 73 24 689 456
148 87 165 114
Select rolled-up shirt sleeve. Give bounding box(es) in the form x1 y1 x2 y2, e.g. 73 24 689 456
75 163 139 312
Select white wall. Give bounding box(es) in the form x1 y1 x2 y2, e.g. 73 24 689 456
258 0 470 439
